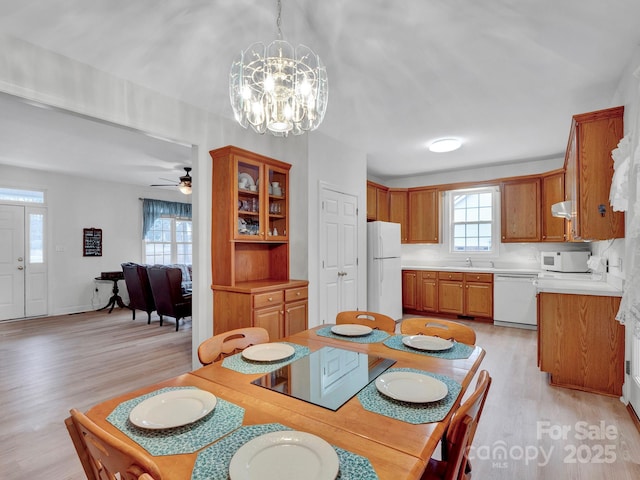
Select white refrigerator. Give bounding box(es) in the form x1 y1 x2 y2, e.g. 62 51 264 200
367 221 403 320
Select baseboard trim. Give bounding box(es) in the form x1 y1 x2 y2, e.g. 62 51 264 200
627 402 640 434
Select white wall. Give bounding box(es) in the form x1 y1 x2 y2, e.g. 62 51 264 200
307 133 368 326
0 163 188 314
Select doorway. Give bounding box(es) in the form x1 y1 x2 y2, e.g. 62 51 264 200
0 203 47 321
319 186 359 324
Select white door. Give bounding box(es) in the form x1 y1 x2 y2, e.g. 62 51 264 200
319 187 359 324
630 331 640 417
0 205 26 320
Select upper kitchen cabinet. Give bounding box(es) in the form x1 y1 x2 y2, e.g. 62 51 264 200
541 169 566 242
408 187 439 243
564 106 625 241
210 145 291 286
366 181 389 221
389 188 409 243
501 177 541 242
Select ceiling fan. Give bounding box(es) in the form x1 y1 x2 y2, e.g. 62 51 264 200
151 167 192 194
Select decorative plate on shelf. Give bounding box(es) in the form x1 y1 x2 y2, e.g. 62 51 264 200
238 173 255 188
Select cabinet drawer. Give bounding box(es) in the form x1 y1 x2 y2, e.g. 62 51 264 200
438 271 464 281
464 273 493 283
421 271 437 280
253 290 284 308
285 287 308 302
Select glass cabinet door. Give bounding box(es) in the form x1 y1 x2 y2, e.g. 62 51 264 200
266 165 288 240
236 160 263 240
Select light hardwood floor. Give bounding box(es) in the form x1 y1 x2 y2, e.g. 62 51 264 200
1 311 639 479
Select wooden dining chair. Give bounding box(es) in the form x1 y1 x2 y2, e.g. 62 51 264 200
336 310 397 333
400 318 476 345
421 370 492 480
65 408 163 480
197 327 270 365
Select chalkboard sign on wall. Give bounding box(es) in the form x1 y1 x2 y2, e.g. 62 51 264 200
83 228 102 257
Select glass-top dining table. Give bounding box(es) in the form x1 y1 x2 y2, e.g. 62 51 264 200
83 325 485 480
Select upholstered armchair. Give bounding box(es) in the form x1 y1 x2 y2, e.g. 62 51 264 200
147 265 192 331
121 262 156 323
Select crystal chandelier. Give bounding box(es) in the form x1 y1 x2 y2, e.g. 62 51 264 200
229 0 328 136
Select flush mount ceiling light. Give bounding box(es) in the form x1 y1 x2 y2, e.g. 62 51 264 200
229 0 328 137
428 138 462 153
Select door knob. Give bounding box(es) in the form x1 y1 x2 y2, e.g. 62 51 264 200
17 266 24 270
17 257 23 261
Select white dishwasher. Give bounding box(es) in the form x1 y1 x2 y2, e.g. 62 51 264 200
493 273 538 329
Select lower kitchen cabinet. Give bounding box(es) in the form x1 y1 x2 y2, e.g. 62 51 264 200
438 272 464 315
419 271 438 313
403 269 493 319
213 281 309 340
402 270 418 310
464 273 493 318
538 292 624 397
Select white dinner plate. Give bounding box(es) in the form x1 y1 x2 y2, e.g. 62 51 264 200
375 371 448 403
402 335 453 351
330 324 373 336
238 172 256 188
241 343 295 362
229 431 339 480
129 389 217 429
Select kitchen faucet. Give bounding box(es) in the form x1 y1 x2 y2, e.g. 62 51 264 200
465 257 472 267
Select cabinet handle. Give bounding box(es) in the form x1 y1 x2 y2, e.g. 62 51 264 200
268 297 273 302
296 292 301 296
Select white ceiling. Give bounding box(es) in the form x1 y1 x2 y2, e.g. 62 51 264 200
1 0 640 186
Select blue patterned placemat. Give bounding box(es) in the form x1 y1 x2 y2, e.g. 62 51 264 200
192 423 378 480
106 387 244 455
383 335 473 359
221 342 310 374
315 325 391 343
358 368 462 425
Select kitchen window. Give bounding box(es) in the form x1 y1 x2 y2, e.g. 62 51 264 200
446 186 499 254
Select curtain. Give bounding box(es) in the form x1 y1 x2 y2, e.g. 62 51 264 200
616 68 640 341
142 198 192 238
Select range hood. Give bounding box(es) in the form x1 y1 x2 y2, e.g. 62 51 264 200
551 200 573 219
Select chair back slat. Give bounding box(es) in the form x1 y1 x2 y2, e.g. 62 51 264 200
400 318 476 345
198 327 270 365
66 408 162 480
336 310 396 333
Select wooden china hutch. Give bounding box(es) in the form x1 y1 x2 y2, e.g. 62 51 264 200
209 146 308 341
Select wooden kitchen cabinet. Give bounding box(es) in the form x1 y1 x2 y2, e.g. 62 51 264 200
213 282 309 339
437 272 464 315
403 269 492 319
418 271 438 313
210 145 308 339
564 106 625 241
389 188 409 242
402 270 418 310
501 177 541 242
366 181 389 221
541 170 566 242
408 187 439 243
538 292 624 397
464 273 493 318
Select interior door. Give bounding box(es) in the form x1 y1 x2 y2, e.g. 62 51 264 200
0 205 25 320
319 187 359 324
631 331 640 417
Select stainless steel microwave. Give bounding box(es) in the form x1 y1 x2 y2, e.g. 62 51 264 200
540 251 590 272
